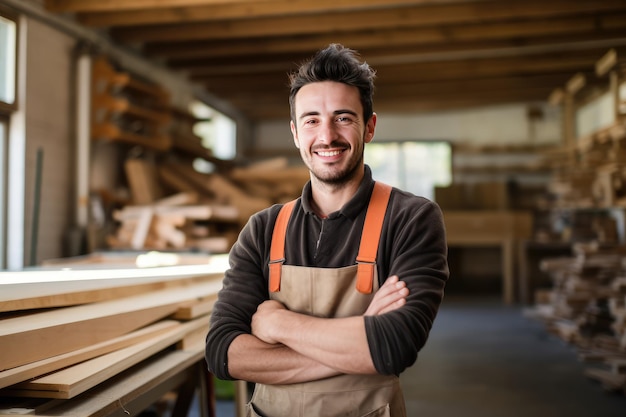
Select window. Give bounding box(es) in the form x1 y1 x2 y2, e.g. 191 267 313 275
189 100 236 173
0 7 16 269
365 140 452 200
0 8 17 112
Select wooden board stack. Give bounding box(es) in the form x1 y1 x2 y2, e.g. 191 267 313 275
0 261 227 415
525 243 626 395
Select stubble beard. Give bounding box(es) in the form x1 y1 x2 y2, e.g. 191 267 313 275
306 148 364 186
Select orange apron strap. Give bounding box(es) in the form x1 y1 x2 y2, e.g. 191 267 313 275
269 200 297 292
356 182 393 294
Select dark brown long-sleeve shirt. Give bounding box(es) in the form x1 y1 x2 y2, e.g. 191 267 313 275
206 165 449 379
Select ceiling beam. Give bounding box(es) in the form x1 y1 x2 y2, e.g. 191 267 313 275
110 0 625 43
44 0 275 13
76 0 487 27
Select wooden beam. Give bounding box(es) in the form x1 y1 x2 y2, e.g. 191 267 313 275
566 72 587 95
45 0 275 13
111 0 626 43
77 0 489 27
596 48 619 77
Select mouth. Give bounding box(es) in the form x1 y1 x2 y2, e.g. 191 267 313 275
315 149 344 157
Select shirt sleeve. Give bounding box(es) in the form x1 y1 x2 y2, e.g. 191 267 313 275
205 208 276 380
364 197 449 375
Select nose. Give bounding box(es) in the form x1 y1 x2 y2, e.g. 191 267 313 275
318 120 338 144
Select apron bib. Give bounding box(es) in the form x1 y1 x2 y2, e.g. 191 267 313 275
247 183 407 417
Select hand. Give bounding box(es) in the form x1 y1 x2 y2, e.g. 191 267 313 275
251 299 286 344
364 275 409 316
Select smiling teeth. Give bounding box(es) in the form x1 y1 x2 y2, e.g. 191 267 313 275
318 150 341 157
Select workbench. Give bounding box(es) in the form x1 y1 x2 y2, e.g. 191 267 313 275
443 210 533 304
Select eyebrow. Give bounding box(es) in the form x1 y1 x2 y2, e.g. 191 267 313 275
297 109 358 121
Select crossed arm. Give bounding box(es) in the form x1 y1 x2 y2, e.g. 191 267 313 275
226 275 409 385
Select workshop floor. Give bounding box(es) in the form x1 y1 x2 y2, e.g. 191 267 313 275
204 296 626 417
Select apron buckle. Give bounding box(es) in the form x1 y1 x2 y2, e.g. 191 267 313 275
356 259 376 294
269 258 285 292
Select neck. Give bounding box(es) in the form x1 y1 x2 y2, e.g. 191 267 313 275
309 169 364 218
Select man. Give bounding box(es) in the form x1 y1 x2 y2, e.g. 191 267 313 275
206 44 449 417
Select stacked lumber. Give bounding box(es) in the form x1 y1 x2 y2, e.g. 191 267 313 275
525 243 626 394
0 261 227 414
544 48 626 209
91 56 172 152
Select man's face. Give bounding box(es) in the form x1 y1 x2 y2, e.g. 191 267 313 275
290 81 376 185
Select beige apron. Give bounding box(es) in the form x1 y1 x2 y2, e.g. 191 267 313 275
247 183 407 417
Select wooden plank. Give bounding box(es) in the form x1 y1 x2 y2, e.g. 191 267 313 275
91 122 172 152
125 159 164 205
172 294 217 320
154 191 199 206
114 204 239 222
4 315 210 399
0 320 179 390
584 367 626 391
0 261 227 312
0 279 222 371
0 350 202 417
131 208 154 249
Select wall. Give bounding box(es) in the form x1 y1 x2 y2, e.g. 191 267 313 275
254 102 562 152
21 17 76 265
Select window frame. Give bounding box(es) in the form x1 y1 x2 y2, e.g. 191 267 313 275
364 139 453 200
0 114 8 268
0 4 18 114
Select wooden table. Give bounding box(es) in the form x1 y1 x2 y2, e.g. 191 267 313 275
443 210 533 304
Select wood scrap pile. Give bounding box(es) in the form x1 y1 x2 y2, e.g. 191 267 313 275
88 55 310 255
0 262 227 415
104 156 309 254
525 243 626 395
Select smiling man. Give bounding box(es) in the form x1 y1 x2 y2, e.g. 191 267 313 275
205 44 449 417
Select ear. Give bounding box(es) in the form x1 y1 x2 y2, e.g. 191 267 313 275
364 113 377 144
290 120 300 148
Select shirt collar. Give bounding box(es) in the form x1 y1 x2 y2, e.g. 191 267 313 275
300 165 375 220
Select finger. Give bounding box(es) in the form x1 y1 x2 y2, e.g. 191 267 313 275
365 280 409 316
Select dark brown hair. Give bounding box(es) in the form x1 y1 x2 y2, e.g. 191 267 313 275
288 44 376 123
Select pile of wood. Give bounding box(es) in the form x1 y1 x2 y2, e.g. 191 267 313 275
0 261 227 415
526 243 626 394
544 48 626 210
107 156 309 254
89 55 310 255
